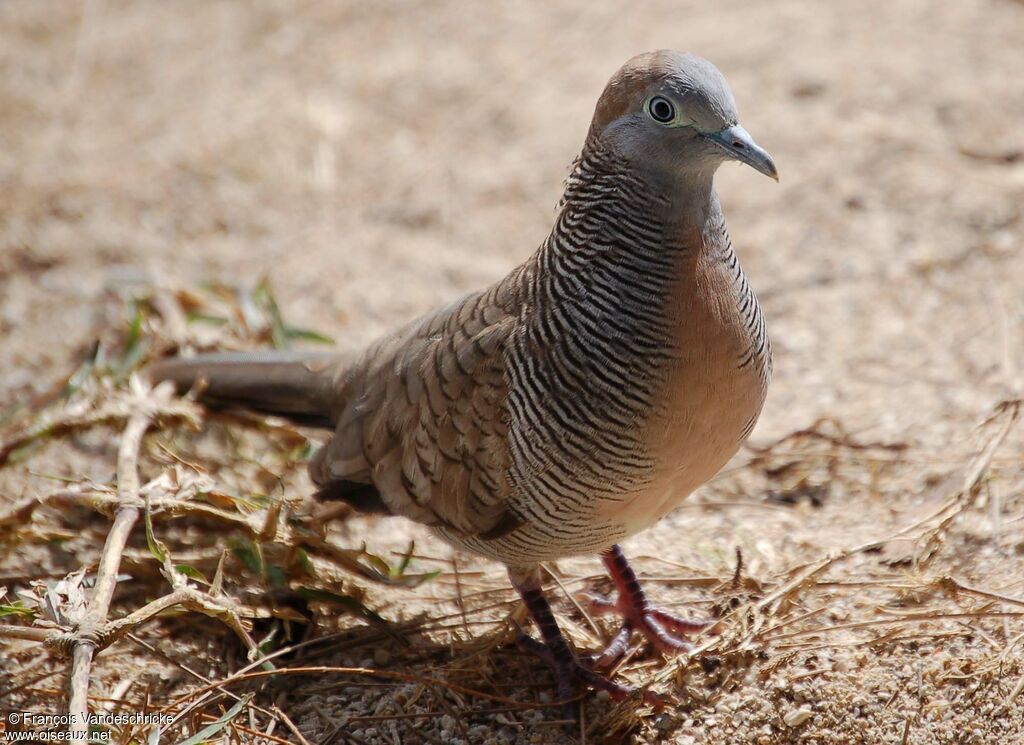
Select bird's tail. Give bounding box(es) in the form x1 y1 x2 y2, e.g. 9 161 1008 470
145 351 348 429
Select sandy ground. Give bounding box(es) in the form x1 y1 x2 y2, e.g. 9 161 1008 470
2 1 1024 743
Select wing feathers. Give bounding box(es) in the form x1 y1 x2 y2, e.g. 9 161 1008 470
312 283 521 538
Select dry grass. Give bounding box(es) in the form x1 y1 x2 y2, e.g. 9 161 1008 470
2 300 1022 744
2 1 1024 743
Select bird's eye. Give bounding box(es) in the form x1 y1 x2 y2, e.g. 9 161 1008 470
647 96 676 124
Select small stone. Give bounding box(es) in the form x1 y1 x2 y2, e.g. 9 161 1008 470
784 707 813 727
654 715 675 732
373 647 390 666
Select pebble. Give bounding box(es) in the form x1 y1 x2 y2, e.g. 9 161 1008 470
784 707 813 727
654 715 675 732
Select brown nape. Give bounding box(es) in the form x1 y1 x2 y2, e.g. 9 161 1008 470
587 52 659 139
586 49 687 139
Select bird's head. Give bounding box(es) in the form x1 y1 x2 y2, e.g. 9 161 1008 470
588 50 778 183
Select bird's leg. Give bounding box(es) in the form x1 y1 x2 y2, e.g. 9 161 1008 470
509 567 662 712
585 544 717 668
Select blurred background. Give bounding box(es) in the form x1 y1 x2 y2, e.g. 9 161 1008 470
3 0 1021 445
2 2 1023 743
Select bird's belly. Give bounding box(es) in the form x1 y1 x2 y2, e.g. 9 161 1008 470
443 366 766 566
597 358 768 537
444 519 632 565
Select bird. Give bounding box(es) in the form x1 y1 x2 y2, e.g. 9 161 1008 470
147 49 777 706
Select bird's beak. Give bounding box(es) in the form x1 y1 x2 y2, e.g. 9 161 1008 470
703 125 779 181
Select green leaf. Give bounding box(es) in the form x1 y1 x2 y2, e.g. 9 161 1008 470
116 301 150 375
265 563 287 589
257 623 281 658
195 489 265 511
285 440 318 462
174 565 210 585
171 694 252 745
251 278 334 349
320 545 440 588
295 587 386 625
392 569 441 588
230 538 263 574
394 541 415 578
185 311 229 326
27 470 85 483
252 278 290 350
62 340 101 398
363 552 393 577
144 507 168 564
0 602 36 619
295 549 315 575
283 326 335 345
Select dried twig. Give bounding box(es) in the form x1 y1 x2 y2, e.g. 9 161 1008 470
66 381 170 745
0 384 199 467
0 624 52 642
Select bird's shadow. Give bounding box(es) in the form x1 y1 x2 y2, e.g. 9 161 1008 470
211 600 660 744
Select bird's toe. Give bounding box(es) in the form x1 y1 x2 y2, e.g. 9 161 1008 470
583 589 717 660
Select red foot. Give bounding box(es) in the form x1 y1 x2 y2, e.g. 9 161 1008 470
584 545 718 668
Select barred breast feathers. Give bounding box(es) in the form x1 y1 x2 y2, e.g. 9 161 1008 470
489 146 688 554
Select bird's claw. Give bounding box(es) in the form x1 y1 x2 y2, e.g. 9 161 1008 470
515 632 665 712
583 592 718 668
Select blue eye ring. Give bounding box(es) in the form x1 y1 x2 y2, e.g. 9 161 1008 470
648 96 675 124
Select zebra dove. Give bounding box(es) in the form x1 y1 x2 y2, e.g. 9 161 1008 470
147 50 777 705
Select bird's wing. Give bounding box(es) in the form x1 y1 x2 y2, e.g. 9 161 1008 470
309 272 525 538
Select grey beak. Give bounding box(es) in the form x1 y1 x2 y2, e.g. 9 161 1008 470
704 125 779 181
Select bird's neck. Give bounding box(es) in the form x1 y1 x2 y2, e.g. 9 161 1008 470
516 142 737 373
544 143 727 275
